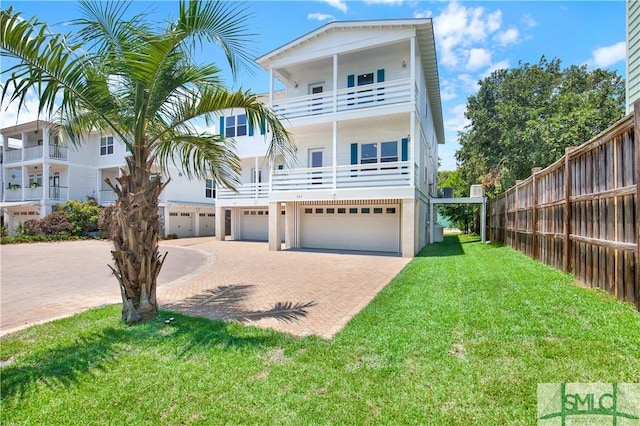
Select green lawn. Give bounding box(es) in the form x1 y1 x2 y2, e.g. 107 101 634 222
2 235 639 425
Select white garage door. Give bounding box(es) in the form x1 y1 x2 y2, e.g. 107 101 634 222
169 212 194 237
300 205 400 253
198 212 215 236
240 209 268 241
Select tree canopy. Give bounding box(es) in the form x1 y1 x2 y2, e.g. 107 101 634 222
455 57 624 196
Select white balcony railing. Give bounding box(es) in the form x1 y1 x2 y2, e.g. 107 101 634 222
99 190 118 204
4 150 22 163
217 182 269 200
272 78 412 119
4 186 68 202
3 144 68 163
271 161 411 191
49 186 68 201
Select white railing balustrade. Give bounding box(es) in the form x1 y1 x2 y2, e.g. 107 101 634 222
217 182 270 200
4 150 22 163
5 189 22 201
49 144 68 160
23 145 43 161
99 190 118 204
24 187 44 200
49 186 68 201
272 78 412 120
271 161 411 191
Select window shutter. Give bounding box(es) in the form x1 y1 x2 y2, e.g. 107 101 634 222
248 120 254 137
219 116 225 137
377 69 385 83
401 138 408 161
259 117 266 135
350 143 358 165
347 75 355 88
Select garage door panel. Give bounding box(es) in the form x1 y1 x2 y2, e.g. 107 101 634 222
198 213 215 236
240 210 268 241
300 205 399 253
169 212 194 238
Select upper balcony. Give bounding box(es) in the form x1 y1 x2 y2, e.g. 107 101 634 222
272 78 413 121
4 144 69 164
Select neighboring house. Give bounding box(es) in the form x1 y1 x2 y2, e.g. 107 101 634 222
1 120 217 237
215 18 445 257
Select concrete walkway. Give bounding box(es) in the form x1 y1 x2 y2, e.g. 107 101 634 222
1 238 410 338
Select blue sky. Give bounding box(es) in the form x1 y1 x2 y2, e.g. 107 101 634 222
2 1 627 170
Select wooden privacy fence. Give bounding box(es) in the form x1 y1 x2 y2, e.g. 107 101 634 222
487 103 639 310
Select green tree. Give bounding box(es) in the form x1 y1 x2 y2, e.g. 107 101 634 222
1 1 295 324
456 57 624 195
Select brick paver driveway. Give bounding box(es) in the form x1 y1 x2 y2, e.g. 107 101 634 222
1 238 410 338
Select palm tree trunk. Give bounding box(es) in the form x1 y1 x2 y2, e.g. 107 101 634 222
108 153 169 324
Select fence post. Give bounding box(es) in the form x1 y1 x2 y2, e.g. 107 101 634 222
563 147 572 273
515 180 523 251
532 167 541 260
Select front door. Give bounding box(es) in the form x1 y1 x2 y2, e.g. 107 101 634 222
309 149 324 185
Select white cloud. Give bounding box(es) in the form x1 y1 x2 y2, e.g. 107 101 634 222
308 13 335 22
457 74 480 93
444 103 469 133
413 10 432 19
433 1 503 69
494 27 519 47
522 14 537 28
466 48 492 71
0 86 47 129
440 79 457 101
589 41 626 68
481 59 510 78
320 0 347 13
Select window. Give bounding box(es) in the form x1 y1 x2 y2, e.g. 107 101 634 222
100 136 114 156
349 208 358 214
28 173 43 187
305 208 313 214
386 207 396 214
357 73 374 86
380 142 398 163
360 141 398 164
326 208 335 214
315 208 323 214
225 114 247 137
373 208 383 214
361 143 378 165
338 208 346 214
361 207 370 214
205 179 215 198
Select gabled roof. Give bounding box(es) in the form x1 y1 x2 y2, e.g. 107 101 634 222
256 19 445 145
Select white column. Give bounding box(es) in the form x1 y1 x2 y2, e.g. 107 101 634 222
429 202 434 245
194 209 201 237
333 54 338 113
21 132 27 161
21 165 27 201
269 68 274 106
42 127 50 159
43 164 50 202
284 202 296 249
481 198 487 242
268 201 281 251
410 37 416 103
332 121 337 190
215 206 225 241
401 198 416 258
410 115 416 188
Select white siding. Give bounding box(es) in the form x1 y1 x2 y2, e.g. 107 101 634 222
628 0 640 113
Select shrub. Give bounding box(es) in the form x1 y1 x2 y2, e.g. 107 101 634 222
98 205 116 239
40 210 73 235
165 233 179 240
60 199 100 236
23 218 43 236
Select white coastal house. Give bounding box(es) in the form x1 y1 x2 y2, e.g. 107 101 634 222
1 120 217 237
2 18 444 258
214 18 445 257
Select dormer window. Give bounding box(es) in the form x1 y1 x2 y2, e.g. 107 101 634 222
100 136 114 156
225 114 247 137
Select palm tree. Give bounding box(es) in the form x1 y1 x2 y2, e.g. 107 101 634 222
0 1 295 324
